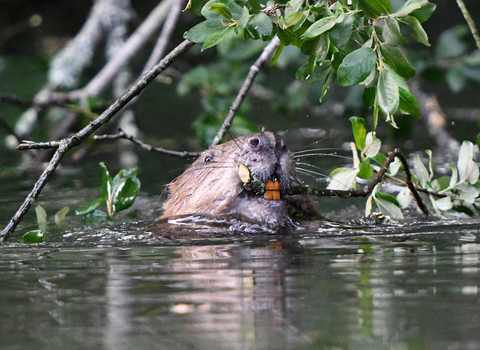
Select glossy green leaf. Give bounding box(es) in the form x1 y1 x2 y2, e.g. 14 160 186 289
301 16 335 40
184 20 220 43
410 0 436 23
394 0 421 17
99 162 112 201
319 68 336 102
380 44 416 79
458 141 479 184
398 87 421 118
413 155 429 187
246 12 273 40
402 15 430 46
358 159 373 179
202 0 243 21
327 167 360 190
76 198 105 216
248 0 261 10
21 230 44 243
54 207 69 225
362 86 376 108
363 132 381 158
383 17 408 46
35 205 47 231
374 193 404 219
396 186 413 208
337 47 376 86
358 0 391 18
238 6 249 28
183 0 206 15
209 3 233 20
329 14 354 47
350 116 367 150
202 25 235 50
376 69 399 116
112 176 141 214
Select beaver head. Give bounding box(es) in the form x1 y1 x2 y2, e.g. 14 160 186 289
161 131 323 230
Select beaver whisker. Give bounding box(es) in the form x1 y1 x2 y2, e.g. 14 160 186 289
296 167 329 179
294 152 351 160
294 147 343 154
296 161 328 174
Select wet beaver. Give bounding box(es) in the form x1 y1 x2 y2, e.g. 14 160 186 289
155 131 323 233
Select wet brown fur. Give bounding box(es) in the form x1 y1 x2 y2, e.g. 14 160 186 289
162 131 323 229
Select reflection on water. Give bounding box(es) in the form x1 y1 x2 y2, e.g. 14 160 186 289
1 229 480 350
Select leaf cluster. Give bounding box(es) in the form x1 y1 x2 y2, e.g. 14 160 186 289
184 0 436 130
76 162 141 221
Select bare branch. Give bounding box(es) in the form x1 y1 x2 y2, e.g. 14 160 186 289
210 36 281 146
95 128 201 157
75 0 176 98
0 39 196 242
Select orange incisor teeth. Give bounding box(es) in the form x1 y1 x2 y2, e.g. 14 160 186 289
264 180 281 200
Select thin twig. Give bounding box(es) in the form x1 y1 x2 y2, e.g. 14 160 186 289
288 148 430 216
455 0 480 50
384 174 447 199
143 0 184 73
0 39 195 242
95 128 201 157
210 36 280 146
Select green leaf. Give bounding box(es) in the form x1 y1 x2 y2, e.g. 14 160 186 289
376 68 399 116
398 87 421 118
383 17 408 46
202 0 243 21
99 162 112 201
413 155 429 187
477 133 480 151
410 0 436 23
458 141 479 184
301 16 336 40
112 176 141 214
393 0 421 17
35 205 47 231
380 44 416 80
202 25 235 50
363 132 381 158
329 14 354 47
358 159 373 179
183 0 206 15
305 60 332 85
358 0 391 18
350 116 367 150
375 191 400 207
184 20 220 43
435 196 453 211
54 207 69 225
83 209 108 224
320 68 336 102
374 194 404 219
76 198 105 216
337 47 376 86
457 183 480 204
238 6 249 28
327 167 360 190
248 0 261 10
362 86 377 108
209 3 233 20
402 15 430 46
246 12 273 40
22 230 44 243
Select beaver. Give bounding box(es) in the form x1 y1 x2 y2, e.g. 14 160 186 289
155 131 323 233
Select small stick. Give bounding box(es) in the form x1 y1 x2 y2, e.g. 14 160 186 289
95 128 201 158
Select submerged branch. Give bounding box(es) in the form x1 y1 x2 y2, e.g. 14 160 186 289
289 149 430 216
210 36 280 146
0 39 195 242
95 128 201 158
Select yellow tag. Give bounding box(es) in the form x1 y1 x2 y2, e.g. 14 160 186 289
237 164 251 184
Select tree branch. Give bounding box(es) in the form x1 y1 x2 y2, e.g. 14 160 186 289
210 36 280 146
95 128 201 157
0 39 196 242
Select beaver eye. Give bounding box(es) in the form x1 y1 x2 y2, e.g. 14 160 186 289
204 155 214 163
249 137 260 148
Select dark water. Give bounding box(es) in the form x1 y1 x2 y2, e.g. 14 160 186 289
1 174 480 349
